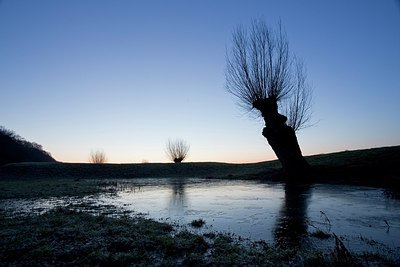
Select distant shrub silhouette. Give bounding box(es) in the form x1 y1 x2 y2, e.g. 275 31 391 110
166 139 190 163
0 126 56 165
89 150 107 164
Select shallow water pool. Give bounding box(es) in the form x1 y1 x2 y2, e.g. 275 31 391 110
2 178 400 252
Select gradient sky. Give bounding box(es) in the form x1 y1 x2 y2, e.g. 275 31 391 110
1 0 399 163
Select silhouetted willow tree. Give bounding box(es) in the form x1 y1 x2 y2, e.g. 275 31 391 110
166 139 190 163
226 20 312 177
89 150 107 164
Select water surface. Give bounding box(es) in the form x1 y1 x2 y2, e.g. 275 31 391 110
2 178 399 252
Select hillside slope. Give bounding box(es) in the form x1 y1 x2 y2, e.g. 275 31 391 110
0 126 56 165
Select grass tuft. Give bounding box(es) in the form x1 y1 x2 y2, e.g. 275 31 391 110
310 229 331 239
190 219 205 228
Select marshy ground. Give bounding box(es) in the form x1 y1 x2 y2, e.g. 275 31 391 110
1 146 400 266
2 206 398 266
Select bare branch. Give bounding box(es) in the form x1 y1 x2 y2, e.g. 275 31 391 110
166 138 190 163
226 20 291 107
226 20 312 131
282 59 313 131
89 150 107 164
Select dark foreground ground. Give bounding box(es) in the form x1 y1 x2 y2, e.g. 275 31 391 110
1 146 400 266
3 207 398 267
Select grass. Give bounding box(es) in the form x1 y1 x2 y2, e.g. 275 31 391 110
310 229 332 240
1 146 399 181
1 208 396 266
190 219 206 228
1 145 399 198
0 146 399 265
0 208 205 266
0 178 107 199
0 160 278 180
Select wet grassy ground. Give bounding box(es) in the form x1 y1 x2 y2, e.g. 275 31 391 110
1 207 397 266
1 146 399 265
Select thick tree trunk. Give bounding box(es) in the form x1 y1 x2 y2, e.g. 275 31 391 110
254 98 310 178
262 123 309 177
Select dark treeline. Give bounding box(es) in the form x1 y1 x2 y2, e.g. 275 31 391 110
0 126 56 165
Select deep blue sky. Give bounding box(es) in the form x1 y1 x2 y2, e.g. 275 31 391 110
1 1 399 163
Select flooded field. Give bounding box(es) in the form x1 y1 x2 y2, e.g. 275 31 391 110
1 178 400 253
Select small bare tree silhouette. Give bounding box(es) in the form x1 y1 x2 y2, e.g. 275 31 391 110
89 150 107 164
166 139 190 163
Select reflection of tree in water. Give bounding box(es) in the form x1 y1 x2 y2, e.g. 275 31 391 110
168 178 187 216
274 183 312 248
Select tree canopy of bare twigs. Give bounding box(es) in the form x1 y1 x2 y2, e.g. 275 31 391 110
226 20 312 131
166 139 190 163
89 150 107 164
